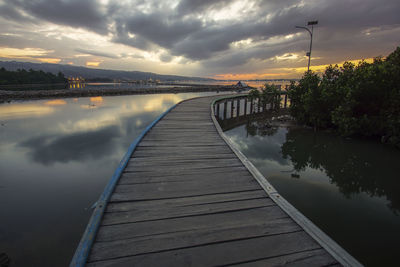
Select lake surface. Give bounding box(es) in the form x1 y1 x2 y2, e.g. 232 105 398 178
0 91 230 266
220 114 400 266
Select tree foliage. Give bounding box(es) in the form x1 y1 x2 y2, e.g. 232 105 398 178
0 68 67 85
288 47 400 146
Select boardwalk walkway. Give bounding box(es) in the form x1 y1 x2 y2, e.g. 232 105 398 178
81 96 358 266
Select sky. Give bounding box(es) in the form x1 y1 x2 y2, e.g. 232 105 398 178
0 0 399 79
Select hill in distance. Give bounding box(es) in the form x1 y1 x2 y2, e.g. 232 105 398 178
0 61 214 82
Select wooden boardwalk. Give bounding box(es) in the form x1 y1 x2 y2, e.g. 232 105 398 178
80 96 360 266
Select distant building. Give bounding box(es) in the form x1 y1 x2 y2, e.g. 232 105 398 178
236 81 248 87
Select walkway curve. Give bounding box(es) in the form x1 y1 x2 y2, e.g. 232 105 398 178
71 95 361 267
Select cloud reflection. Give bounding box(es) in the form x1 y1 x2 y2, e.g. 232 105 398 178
19 125 121 165
0 103 54 119
90 96 103 103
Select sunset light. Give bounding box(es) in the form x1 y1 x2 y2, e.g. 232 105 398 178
86 61 102 67
0 0 397 79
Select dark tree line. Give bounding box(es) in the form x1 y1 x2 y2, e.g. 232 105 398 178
288 47 400 147
0 68 68 85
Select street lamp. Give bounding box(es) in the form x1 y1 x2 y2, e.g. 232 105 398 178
296 20 318 71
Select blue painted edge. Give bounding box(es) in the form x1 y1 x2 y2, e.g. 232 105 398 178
69 102 181 267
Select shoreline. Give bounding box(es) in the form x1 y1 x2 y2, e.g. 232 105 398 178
0 85 247 102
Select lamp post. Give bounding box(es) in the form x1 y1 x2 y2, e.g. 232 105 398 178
296 20 318 71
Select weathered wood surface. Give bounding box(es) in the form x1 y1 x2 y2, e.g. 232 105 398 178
87 96 340 266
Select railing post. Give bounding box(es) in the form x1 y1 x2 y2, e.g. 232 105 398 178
264 98 267 112
229 99 233 119
224 101 227 120
244 98 247 116
284 93 287 109
236 99 240 117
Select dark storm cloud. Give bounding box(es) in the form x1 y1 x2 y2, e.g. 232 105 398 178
159 53 173 63
176 0 233 14
75 48 119 59
111 20 155 51
108 0 400 63
123 12 203 48
0 2 35 23
6 0 108 34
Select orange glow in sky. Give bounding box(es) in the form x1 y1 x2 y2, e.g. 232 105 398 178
213 72 289 80
37 58 61 64
86 61 101 67
213 57 376 80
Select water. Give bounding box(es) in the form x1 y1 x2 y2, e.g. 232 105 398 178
0 91 231 266
222 115 400 266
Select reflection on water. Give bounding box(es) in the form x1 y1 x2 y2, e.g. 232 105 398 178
69 82 86 89
281 128 400 211
0 91 227 267
222 115 400 266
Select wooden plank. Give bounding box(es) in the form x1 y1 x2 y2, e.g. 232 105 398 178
115 172 257 190
129 152 236 160
102 198 274 225
89 217 301 262
145 128 217 133
113 175 258 194
97 205 284 241
124 160 244 172
229 249 337 266
143 132 220 137
137 140 223 146
106 190 267 212
141 137 220 141
118 169 252 184
109 182 261 202
126 158 241 167
137 141 226 147
86 231 322 266
122 166 248 177
133 145 231 152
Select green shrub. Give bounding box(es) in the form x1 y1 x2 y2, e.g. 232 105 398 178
288 46 400 146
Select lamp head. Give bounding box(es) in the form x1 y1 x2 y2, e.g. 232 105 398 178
307 20 318 25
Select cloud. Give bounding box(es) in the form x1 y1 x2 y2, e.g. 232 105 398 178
19 125 121 165
0 2 35 23
10 0 108 34
0 0 399 77
75 48 119 59
176 0 233 15
159 52 173 63
122 11 203 48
